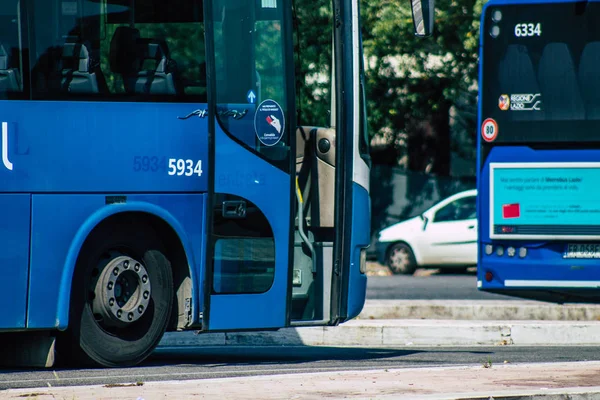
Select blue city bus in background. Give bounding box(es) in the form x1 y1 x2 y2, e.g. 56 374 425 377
477 0 600 303
0 0 386 368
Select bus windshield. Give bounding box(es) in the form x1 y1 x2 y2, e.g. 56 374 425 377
481 2 600 144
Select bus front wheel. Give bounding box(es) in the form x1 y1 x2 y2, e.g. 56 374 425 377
62 220 173 367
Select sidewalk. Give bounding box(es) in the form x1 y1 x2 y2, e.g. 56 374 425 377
5 299 600 399
4 361 600 399
159 318 600 347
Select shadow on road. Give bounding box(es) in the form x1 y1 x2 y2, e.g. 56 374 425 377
146 346 493 367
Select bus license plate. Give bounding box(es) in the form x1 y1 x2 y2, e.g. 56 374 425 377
564 244 600 259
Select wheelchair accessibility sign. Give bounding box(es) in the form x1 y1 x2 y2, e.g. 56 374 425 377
254 99 285 146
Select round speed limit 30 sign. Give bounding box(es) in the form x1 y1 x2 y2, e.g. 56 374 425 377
481 118 498 142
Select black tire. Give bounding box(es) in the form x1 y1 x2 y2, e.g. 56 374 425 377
386 243 417 275
59 219 173 367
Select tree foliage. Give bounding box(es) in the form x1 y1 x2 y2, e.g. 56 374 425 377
361 0 484 174
293 0 484 175
294 0 334 128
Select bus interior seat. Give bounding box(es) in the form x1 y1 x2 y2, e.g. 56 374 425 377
0 44 21 92
578 41 600 119
61 41 107 94
134 38 179 95
537 42 585 120
497 44 544 120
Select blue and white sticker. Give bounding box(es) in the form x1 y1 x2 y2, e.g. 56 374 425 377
254 99 285 146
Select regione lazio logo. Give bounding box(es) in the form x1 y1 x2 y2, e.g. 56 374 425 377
498 94 510 111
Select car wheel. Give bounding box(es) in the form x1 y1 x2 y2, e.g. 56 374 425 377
386 243 417 275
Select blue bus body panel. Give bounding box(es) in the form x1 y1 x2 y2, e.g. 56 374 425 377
346 182 369 320
478 147 600 291
0 100 210 329
0 101 208 192
0 194 30 329
27 193 206 329
207 124 289 331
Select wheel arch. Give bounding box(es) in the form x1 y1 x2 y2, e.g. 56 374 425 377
56 202 198 331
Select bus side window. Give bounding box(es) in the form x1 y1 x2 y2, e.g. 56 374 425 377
102 24 205 100
26 0 206 102
0 0 23 95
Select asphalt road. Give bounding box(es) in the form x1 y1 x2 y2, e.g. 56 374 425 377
366 270 515 300
0 269 564 390
0 345 597 390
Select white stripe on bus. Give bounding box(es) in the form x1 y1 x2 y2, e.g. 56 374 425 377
2 122 13 171
504 280 600 288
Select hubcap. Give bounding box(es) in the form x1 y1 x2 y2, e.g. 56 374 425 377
92 255 152 328
390 248 410 272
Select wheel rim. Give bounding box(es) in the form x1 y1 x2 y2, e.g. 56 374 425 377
91 254 152 329
389 247 411 272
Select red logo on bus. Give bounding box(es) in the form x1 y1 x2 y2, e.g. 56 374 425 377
502 203 521 219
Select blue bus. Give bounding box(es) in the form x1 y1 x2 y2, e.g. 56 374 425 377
477 0 600 303
0 0 430 368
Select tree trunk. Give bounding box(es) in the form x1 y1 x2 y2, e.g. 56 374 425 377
431 99 452 177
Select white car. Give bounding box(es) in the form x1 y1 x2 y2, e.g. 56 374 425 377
374 189 478 275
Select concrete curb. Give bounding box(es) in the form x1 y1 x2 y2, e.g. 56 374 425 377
158 300 600 348
358 300 600 321
159 319 600 348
